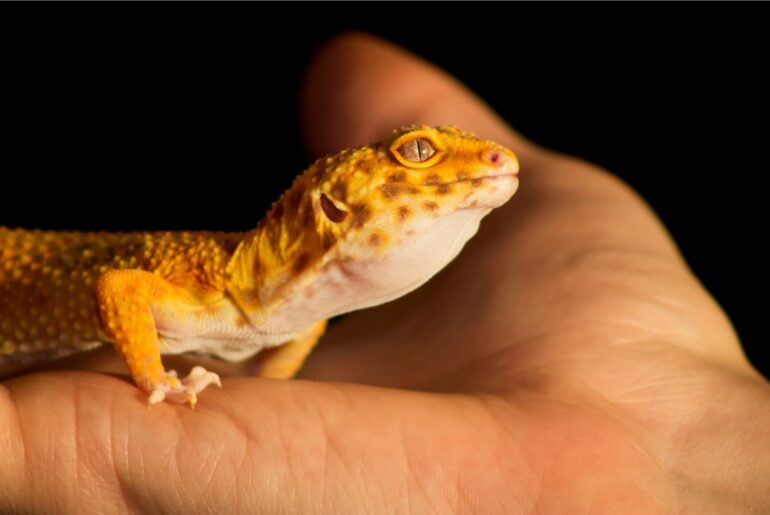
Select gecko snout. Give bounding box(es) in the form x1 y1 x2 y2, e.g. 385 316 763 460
483 148 519 176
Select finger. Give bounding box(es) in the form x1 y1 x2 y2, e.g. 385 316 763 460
298 33 745 384
2 372 574 513
300 33 537 163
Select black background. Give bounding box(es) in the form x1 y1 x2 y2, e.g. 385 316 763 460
1 7 767 378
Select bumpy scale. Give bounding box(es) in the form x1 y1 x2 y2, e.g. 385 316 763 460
0 125 519 406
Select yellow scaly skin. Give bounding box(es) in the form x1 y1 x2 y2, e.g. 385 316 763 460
0 125 519 406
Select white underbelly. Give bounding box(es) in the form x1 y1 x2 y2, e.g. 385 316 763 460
154 298 300 362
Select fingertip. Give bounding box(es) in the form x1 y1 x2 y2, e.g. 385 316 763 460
300 32 421 156
299 32 534 159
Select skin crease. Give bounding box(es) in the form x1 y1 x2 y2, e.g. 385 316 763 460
1 33 769 513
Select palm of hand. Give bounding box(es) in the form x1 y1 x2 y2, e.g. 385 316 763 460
2 34 767 513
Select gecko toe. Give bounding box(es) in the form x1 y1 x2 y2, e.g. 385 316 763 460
145 367 220 407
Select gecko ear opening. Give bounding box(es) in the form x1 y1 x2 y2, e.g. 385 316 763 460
320 194 347 223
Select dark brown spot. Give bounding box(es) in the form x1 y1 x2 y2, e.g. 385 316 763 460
288 186 304 210
322 232 337 250
471 178 483 188
397 205 412 221
368 233 381 247
379 183 401 200
436 183 452 195
350 203 372 228
387 172 406 182
423 174 441 185
292 252 310 274
380 183 421 200
301 206 314 228
422 201 439 212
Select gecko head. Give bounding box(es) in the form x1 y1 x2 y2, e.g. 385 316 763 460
238 125 518 326
310 124 519 259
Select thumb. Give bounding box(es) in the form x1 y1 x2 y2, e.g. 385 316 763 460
299 32 536 163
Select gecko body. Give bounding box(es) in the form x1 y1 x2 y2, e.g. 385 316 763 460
0 125 518 406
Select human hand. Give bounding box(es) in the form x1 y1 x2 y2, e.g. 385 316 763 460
2 33 768 512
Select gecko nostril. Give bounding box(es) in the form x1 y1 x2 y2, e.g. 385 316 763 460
483 149 518 174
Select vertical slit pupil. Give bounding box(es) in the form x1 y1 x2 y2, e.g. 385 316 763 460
416 139 427 161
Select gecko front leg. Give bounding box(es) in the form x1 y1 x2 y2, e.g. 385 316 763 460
255 319 327 379
96 269 221 407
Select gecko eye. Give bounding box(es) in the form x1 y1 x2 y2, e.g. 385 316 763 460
320 194 347 223
396 138 436 162
389 129 444 169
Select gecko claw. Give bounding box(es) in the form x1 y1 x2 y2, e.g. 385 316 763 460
146 367 221 407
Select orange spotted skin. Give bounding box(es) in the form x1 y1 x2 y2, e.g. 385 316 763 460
0 229 240 363
0 125 519 406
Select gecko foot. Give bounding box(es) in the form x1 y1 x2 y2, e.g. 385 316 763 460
147 367 222 407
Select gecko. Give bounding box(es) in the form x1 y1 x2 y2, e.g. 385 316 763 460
0 125 519 406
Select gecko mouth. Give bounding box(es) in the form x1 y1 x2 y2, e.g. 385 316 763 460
443 173 518 186
476 173 518 180
456 173 518 209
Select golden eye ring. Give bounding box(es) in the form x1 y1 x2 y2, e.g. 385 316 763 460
389 131 445 169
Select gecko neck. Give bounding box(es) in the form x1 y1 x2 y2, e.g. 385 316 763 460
225 227 263 312
225 209 323 326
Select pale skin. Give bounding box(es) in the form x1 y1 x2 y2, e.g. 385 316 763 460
1 33 768 512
